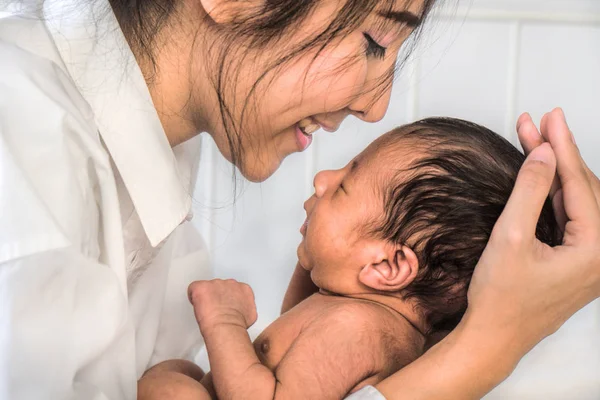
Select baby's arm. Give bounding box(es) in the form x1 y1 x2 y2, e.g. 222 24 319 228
188 279 277 399
137 360 212 400
189 280 388 400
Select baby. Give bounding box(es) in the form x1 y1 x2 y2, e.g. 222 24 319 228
138 117 559 400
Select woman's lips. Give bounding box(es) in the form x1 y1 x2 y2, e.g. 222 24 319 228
295 124 313 151
295 117 321 152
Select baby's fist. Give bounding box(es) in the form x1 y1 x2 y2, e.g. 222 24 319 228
188 279 258 332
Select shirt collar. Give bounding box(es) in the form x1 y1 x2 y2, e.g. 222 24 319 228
43 0 193 246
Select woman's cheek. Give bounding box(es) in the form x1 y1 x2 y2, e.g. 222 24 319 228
305 46 369 109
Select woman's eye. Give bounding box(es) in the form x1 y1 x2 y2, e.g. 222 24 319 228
363 33 387 60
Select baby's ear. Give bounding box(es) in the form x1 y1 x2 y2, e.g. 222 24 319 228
358 245 419 292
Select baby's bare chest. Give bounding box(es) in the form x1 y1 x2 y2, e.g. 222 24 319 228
253 296 324 370
252 295 393 373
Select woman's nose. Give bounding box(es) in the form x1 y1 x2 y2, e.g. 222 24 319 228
348 66 394 123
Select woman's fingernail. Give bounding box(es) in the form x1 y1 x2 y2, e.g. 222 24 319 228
516 113 530 131
530 143 553 164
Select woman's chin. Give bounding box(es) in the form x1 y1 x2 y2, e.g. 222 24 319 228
238 157 283 183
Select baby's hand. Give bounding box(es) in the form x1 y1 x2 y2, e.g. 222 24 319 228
188 279 258 333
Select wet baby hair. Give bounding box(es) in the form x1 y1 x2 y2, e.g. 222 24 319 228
373 117 560 333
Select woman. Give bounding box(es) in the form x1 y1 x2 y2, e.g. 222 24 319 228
0 0 597 399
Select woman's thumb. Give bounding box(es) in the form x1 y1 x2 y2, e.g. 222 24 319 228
496 143 557 241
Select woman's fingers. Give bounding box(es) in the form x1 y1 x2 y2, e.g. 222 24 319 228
575 153 600 209
541 109 600 208
496 142 557 241
517 112 544 152
540 109 600 197
517 113 564 227
583 163 600 208
540 108 600 229
551 188 568 235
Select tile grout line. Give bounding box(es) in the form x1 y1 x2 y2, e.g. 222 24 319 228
206 141 217 255
435 9 600 25
505 20 521 144
305 143 316 200
406 56 421 121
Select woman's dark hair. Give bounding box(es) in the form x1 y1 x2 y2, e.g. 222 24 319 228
376 117 560 334
108 0 438 180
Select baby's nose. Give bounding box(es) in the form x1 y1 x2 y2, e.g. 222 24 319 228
313 170 330 198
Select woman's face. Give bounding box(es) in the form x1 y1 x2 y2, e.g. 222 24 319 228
199 0 426 182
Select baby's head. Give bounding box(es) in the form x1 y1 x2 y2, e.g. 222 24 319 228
297 117 560 333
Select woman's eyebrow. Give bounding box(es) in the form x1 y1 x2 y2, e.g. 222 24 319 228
378 11 422 27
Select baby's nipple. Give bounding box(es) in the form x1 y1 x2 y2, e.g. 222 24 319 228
260 339 270 355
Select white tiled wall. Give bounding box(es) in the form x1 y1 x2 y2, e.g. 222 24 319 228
193 0 600 397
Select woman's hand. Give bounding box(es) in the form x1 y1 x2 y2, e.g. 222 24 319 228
517 108 600 230
376 108 600 400
467 107 600 363
474 108 599 345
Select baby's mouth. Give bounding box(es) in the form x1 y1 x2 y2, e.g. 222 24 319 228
300 218 309 236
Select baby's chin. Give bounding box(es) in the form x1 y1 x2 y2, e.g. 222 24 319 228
296 243 309 270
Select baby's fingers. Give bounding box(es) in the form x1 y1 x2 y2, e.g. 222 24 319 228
240 283 258 328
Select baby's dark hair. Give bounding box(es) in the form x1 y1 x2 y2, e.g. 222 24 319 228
374 117 560 334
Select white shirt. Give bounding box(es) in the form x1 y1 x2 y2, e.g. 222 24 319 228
345 386 386 400
0 1 211 399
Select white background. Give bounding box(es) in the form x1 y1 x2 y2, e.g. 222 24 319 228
193 0 600 398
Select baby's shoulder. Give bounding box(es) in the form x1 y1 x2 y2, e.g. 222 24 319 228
313 298 393 330
306 298 422 373
304 299 398 354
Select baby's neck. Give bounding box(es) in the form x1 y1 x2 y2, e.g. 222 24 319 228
318 288 428 338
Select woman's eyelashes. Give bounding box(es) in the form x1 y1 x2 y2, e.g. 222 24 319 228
363 33 387 59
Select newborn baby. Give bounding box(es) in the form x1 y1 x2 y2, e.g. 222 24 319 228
139 117 559 400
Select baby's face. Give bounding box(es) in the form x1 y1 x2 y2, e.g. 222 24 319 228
297 134 411 294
